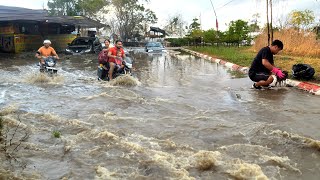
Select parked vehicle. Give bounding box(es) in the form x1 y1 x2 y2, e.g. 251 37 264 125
145 42 166 53
65 37 102 55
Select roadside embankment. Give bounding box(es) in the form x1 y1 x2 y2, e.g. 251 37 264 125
178 48 320 95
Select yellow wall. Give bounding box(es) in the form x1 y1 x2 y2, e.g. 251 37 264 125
14 34 42 53
0 33 77 53
0 25 15 34
47 34 77 51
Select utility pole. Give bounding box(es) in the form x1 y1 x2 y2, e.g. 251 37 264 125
209 0 218 31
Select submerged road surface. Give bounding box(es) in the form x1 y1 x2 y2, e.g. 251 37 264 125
0 49 319 179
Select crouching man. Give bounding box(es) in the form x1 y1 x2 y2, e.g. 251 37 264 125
248 39 286 89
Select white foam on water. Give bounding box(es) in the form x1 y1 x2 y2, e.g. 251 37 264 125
109 74 141 87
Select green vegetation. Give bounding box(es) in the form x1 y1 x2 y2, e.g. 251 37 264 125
47 0 108 17
190 46 254 67
52 130 61 138
47 0 156 41
288 9 315 30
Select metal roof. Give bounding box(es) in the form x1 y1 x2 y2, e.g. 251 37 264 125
0 5 105 28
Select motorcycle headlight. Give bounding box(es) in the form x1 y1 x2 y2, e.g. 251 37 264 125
66 49 71 52
126 64 132 69
47 62 55 66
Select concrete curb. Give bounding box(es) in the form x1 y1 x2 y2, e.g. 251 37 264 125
177 48 320 95
286 79 320 95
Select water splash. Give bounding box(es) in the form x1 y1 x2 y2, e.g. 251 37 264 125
226 159 268 180
25 73 64 84
271 130 320 151
109 75 140 87
192 150 221 170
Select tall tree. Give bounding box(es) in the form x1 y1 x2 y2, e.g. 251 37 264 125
111 0 157 41
225 19 250 45
249 13 261 32
189 18 201 31
47 0 80 16
79 0 109 18
164 14 186 37
47 0 109 19
288 9 315 30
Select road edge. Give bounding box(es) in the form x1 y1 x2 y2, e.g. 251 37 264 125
177 48 320 96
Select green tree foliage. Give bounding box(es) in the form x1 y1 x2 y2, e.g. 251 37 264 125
79 0 109 17
111 0 157 41
47 0 108 18
225 19 250 45
288 9 315 30
48 0 80 16
189 18 201 31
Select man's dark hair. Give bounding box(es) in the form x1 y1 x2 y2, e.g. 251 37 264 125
271 39 283 50
115 40 122 44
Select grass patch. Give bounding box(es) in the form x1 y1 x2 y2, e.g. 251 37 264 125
52 130 61 138
190 46 254 67
188 46 320 83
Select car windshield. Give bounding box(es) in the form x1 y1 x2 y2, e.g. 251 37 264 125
146 42 163 48
71 38 91 45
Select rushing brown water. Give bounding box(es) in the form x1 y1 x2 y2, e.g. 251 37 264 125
0 49 320 179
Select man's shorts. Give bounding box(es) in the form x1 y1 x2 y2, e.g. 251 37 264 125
248 71 270 82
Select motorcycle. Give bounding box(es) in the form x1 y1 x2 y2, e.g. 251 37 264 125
97 55 133 81
39 56 58 75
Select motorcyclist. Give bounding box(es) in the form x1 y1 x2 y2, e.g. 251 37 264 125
107 40 126 80
98 39 113 80
35 40 59 70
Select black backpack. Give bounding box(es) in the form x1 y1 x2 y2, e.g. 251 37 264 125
292 64 315 80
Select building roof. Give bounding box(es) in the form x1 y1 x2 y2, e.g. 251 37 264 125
150 26 166 34
0 5 46 21
0 5 104 28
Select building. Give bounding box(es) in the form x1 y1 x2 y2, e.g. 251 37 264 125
0 5 104 53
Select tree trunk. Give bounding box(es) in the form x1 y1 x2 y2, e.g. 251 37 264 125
270 0 273 42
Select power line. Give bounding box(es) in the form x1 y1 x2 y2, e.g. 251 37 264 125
217 0 237 10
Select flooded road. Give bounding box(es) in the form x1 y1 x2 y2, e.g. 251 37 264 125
0 49 320 179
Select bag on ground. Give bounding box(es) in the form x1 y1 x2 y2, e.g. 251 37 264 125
292 64 315 80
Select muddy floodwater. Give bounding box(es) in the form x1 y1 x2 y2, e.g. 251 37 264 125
0 49 320 179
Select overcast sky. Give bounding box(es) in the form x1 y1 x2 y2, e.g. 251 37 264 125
0 0 319 31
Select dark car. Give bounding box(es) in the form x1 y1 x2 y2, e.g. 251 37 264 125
145 42 166 53
65 37 102 55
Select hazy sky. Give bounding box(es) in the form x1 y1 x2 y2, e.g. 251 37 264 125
0 0 319 31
